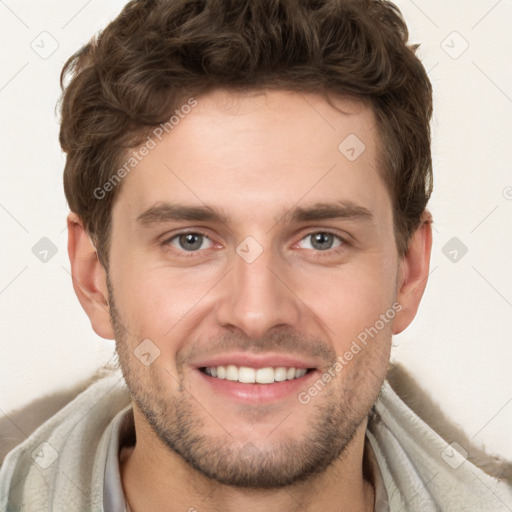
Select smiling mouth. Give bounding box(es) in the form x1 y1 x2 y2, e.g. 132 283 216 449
200 365 314 384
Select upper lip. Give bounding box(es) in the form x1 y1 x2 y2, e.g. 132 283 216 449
193 353 320 370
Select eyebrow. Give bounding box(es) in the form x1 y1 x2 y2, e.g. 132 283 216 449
137 203 231 226
136 200 374 227
286 202 373 223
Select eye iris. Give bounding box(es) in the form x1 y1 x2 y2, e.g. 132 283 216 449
179 233 203 251
311 233 333 250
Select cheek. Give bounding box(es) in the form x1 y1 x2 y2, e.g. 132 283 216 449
298 258 397 348
111 263 219 342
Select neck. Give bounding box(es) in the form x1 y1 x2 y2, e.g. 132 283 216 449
121 416 375 512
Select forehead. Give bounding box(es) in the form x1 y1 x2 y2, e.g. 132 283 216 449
112 88 390 228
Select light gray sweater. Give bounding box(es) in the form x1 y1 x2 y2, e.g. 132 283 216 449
1 369 511 511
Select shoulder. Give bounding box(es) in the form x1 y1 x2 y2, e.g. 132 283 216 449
0 366 124 464
0 367 131 511
367 362 512 510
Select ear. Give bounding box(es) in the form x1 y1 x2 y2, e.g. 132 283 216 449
67 212 114 339
393 210 433 335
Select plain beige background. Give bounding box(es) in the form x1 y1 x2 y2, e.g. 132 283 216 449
1 0 511 462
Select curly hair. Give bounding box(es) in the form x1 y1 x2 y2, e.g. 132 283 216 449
59 0 433 267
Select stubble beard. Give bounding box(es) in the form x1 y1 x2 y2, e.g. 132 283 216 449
107 278 386 489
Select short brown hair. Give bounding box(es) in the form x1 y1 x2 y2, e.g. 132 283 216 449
59 0 433 267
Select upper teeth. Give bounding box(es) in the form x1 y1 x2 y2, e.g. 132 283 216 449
204 365 308 384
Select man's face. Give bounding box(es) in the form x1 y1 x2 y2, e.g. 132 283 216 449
107 89 400 488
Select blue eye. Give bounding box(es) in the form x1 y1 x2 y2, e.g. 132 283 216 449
161 230 346 258
167 233 214 252
298 232 344 251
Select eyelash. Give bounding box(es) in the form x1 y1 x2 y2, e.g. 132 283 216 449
161 230 348 258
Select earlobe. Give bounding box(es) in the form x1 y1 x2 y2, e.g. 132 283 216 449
67 212 114 340
393 210 433 335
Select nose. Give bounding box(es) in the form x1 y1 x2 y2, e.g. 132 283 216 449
214 243 301 339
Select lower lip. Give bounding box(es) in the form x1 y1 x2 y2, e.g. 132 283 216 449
196 369 318 403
